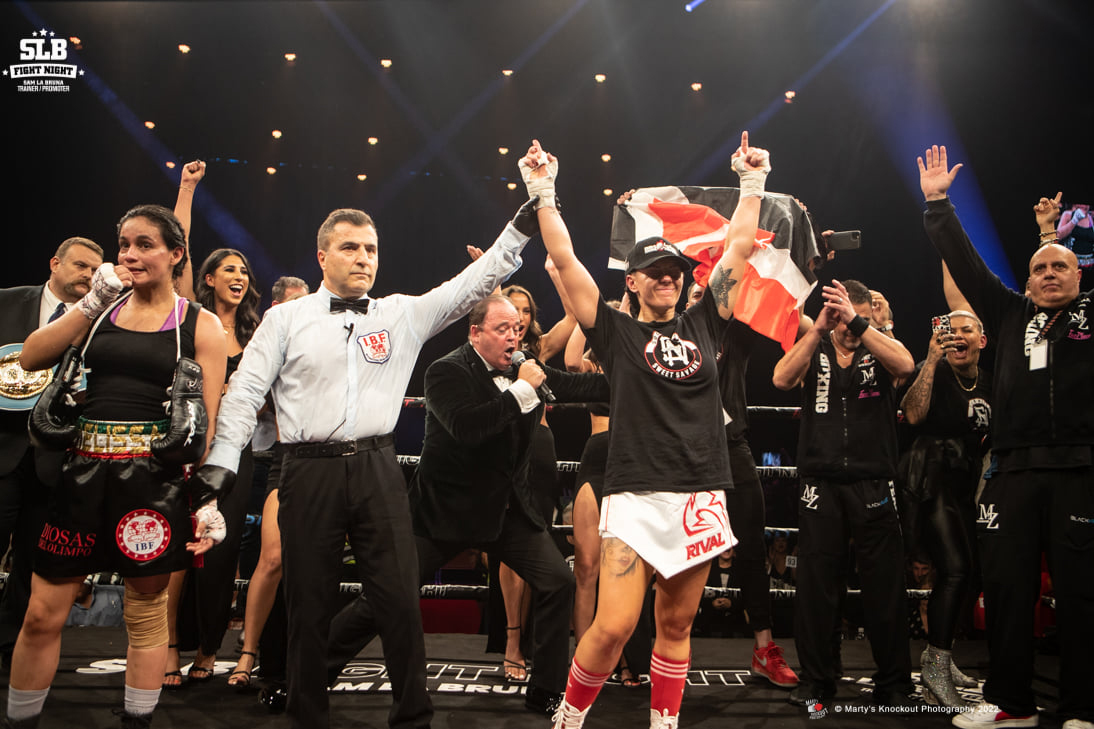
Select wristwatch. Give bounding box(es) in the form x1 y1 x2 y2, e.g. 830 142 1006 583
878 322 894 332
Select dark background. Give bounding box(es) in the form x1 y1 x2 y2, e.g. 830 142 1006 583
4 0 1091 481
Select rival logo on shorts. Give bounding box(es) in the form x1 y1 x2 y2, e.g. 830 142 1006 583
38 522 96 558
115 509 171 562
358 330 392 364
683 492 728 559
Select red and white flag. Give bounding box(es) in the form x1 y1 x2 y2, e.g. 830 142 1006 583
610 185 818 351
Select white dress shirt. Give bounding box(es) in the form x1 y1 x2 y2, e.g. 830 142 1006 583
38 282 69 329
472 347 540 414
206 223 528 473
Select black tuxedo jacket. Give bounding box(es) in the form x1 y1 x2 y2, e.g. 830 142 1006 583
410 341 609 543
0 285 44 476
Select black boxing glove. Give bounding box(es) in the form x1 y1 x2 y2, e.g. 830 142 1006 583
189 463 235 510
151 357 208 466
510 196 541 238
28 346 83 451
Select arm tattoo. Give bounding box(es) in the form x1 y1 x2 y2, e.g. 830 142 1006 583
601 537 640 578
900 365 935 421
708 266 737 310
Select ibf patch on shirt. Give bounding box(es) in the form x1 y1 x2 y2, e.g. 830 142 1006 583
358 330 392 364
643 331 701 380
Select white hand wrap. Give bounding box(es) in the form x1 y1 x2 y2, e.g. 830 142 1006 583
194 499 227 544
732 151 771 199
518 154 558 209
76 263 126 320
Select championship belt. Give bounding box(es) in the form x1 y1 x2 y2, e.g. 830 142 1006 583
0 342 54 411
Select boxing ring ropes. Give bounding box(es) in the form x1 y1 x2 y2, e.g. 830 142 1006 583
0 398 1029 607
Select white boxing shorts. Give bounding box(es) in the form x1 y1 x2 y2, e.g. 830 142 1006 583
599 490 737 579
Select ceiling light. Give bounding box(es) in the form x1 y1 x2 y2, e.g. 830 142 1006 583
178 44 190 54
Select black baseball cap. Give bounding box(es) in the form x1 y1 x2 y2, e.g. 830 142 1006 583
625 236 693 274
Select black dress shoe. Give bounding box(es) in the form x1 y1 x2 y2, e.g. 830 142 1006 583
788 684 834 707
872 689 923 713
260 684 288 714
524 684 563 715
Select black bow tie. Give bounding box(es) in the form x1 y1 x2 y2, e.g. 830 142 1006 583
488 367 514 379
330 297 369 315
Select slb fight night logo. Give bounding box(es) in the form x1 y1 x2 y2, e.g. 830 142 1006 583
5 29 84 93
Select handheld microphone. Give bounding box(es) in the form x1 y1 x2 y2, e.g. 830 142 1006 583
509 350 555 402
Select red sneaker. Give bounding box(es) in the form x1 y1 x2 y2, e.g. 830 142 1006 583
751 642 800 688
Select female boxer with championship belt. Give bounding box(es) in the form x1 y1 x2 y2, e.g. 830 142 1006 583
3 204 228 729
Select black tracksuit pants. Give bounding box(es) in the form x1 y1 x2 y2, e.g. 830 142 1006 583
978 466 1094 723
794 477 912 699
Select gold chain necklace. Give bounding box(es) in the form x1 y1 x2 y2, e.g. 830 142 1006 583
954 369 978 392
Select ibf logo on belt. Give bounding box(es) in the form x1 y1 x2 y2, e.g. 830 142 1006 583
977 503 1000 530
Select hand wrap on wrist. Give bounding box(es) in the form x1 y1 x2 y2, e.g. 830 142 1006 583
77 263 125 320
519 155 558 209
732 152 771 199
194 499 227 544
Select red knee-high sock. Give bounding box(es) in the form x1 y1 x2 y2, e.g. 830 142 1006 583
649 651 690 718
564 658 612 711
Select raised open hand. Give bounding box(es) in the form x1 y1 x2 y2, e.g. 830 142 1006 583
917 145 963 201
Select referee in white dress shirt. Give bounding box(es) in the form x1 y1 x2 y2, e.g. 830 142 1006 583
204 202 537 729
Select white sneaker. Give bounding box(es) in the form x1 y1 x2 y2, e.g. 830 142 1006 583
951 702 1038 728
649 708 680 729
552 699 591 729
1061 720 1094 729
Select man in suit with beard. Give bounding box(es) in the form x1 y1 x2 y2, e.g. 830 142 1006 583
0 237 103 666
327 293 608 716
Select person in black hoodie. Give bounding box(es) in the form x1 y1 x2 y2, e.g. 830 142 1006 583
919 145 1094 729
